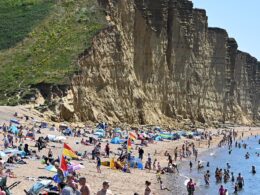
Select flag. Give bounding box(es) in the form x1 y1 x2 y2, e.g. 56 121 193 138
60 155 68 171
63 143 78 158
127 138 132 153
129 132 137 140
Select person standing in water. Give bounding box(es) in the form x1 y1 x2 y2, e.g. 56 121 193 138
236 173 244 189
189 161 193 170
204 170 210 185
252 166 256 174
187 178 195 195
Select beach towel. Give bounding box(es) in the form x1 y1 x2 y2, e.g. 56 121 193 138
26 180 52 195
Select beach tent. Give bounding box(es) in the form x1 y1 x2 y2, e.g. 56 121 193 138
94 129 105 138
172 133 181 140
154 135 162 141
160 133 173 140
97 122 107 130
64 128 72 135
129 157 143 170
9 125 19 134
186 131 194 138
114 128 122 137
111 137 121 144
114 128 122 133
40 122 48 128
10 119 19 125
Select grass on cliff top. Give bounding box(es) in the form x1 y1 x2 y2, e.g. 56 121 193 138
0 0 106 105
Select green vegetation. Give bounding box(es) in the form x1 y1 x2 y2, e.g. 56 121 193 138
0 0 106 105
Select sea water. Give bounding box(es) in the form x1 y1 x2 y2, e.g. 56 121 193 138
180 135 260 195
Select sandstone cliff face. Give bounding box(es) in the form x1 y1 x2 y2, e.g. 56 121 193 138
53 0 259 125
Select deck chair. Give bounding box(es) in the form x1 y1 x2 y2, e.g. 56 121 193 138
0 176 20 195
24 179 52 195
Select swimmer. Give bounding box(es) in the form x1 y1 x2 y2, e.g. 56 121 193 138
197 161 204 170
231 172 235 182
204 170 210 185
226 163 231 169
252 166 256 174
189 161 193 170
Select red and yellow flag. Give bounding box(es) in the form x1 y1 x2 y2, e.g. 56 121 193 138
63 143 78 158
60 155 68 171
129 132 137 140
127 138 132 153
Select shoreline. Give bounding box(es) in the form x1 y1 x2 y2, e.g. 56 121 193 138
155 127 260 195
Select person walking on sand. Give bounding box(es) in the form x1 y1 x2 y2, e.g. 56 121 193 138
105 143 110 157
174 147 178 161
97 181 113 195
138 147 144 161
147 153 152 172
96 153 101 173
3 134 9 149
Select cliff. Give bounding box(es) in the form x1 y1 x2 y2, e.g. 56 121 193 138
5 0 260 126
48 0 258 125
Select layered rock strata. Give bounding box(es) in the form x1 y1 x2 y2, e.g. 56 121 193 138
42 0 259 125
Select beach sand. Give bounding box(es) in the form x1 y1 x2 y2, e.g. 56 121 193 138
0 106 259 195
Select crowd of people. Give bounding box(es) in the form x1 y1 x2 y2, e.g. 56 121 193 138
0 112 259 195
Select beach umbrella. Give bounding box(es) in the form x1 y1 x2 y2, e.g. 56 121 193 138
68 164 85 172
114 128 121 133
45 165 57 173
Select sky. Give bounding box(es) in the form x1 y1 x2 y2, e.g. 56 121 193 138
192 0 259 60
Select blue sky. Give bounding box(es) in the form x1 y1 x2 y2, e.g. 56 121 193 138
192 0 259 60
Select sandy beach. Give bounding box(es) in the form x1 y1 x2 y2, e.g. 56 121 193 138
0 106 259 195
